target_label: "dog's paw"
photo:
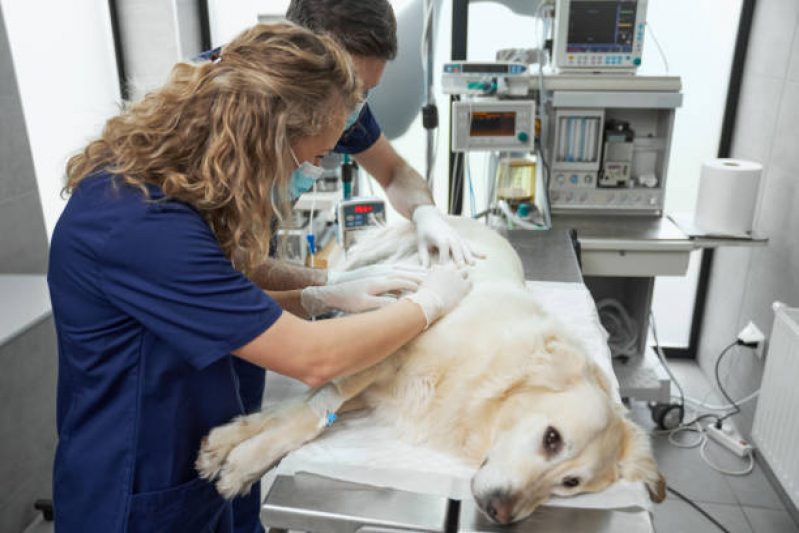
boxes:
[214,435,277,498]
[196,413,266,481]
[212,401,323,498]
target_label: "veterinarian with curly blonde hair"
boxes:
[47,23,471,533]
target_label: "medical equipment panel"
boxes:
[552,109,605,173]
[336,197,386,250]
[442,61,530,96]
[553,0,648,73]
[546,86,680,215]
[452,101,536,152]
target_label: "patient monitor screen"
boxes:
[470,112,516,137]
[567,1,638,53]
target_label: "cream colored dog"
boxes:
[196,218,665,524]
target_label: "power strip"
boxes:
[706,424,754,457]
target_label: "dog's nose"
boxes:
[486,499,513,524]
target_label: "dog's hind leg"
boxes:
[198,361,395,498]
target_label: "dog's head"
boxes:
[470,331,665,524]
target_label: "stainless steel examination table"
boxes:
[260,229,655,533]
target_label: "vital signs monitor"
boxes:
[553,0,648,73]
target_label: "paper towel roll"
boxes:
[694,158,762,236]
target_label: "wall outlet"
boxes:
[755,338,766,359]
[738,321,766,359]
[706,424,754,457]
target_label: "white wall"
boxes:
[1,0,121,239]
[208,0,289,46]
[640,0,742,346]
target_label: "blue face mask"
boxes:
[289,148,325,201]
[345,100,366,130]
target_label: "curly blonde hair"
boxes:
[65,22,360,274]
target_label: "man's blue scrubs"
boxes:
[48,173,282,532]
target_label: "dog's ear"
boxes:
[523,333,586,391]
[618,417,666,503]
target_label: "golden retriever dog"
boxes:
[196,218,665,524]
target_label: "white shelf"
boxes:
[0,275,52,347]
[613,346,671,403]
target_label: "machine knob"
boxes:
[556,174,566,185]
[517,132,529,142]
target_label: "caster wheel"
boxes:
[651,402,684,430]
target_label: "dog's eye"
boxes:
[543,426,562,454]
[563,477,580,488]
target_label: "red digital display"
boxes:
[354,205,374,213]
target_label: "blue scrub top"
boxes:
[333,102,382,155]
[48,172,282,532]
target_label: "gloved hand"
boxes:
[301,273,422,317]
[326,264,427,285]
[412,205,485,268]
[402,264,472,328]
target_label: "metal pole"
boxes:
[425,0,436,190]
[448,0,469,214]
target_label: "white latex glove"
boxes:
[301,275,421,317]
[403,264,472,328]
[412,205,485,268]
[326,264,427,285]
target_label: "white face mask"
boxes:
[289,148,325,201]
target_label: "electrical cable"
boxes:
[650,311,685,408]
[645,21,670,74]
[466,153,476,218]
[647,337,757,477]
[535,139,552,229]
[671,390,760,412]
[420,0,436,67]
[429,115,439,193]
[699,434,756,476]
[714,341,742,424]
[597,299,639,359]
[666,486,732,533]
[535,2,554,155]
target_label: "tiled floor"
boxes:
[628,360,799,533]
[25,362,798,533]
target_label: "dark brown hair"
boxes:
[286,0,398,60]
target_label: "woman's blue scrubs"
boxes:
[48,173,282,532]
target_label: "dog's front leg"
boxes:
[199,362,394,498]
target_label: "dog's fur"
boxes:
[196,218,665,524]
